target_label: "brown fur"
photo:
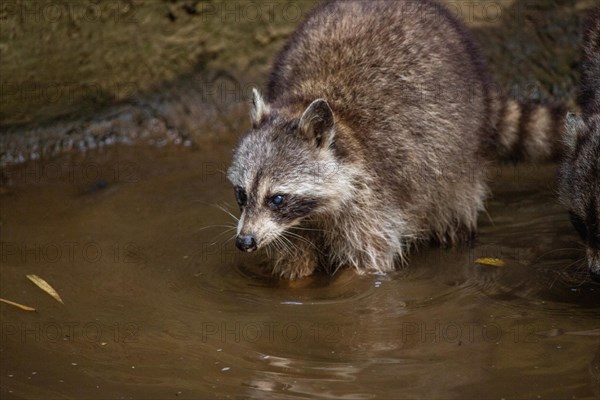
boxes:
[228,0,570,279]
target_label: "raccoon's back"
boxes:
[580,6,600,116]
[266,0,491,140]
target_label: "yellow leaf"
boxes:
[0,297,36,311]
[475,258,505,267]
[26,274,64,304]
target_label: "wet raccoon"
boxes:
[228,0,567,279]
[558,7,600,279]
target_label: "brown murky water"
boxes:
[1,142,599,399]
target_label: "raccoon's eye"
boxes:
[234,186,247,208]
[269,194,285,207]
[569,211,588,240]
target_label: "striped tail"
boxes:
[490,95,568,162]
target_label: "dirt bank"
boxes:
[0,0,597,167]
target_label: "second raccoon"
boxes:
[559,7,600,279]
[227,0,566,279]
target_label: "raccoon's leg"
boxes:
[328,217,402,275]
[271,232,320,279]
[353,243,399,275]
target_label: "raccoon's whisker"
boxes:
[194,224,237,233]
[265,242,274,258]
[212,235,235,247]
[282,230,312,244]
[224,234,237,244]
[571,242,588,250]
[283,236,298,255]
[571,260,590,282]
[534,247,584,263]
[273,238,289,256]
[213,203,240,222]
[481,208,495,227]
[564,257,587,270]
[267,236,282,253]
[192,200,240,223]
[549,256,587,289]
[209,226,237,235]
[283,231,324,255]
[190,199,231,209]
[276,236,294,255]
[279,234,301,255]
[289,226,326,233]
[549,274,559,290]
[332,262,344,276]
[209,228,238,246]
[271,237,284,254]
[273,240,286,256]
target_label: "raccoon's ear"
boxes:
[299,99,334,148]
[564,112,585,151]
[250,88,269,128]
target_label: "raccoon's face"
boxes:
[559,113,600,279]
[227,90,347,252]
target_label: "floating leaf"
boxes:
[26,274,64,304]
[475,258,505,267]
[0,297,36,311]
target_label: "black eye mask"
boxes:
[569,211,588,241]
[234,186,247,209]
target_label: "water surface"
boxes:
[1,143,599,399]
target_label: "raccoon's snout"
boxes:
[591,269,600,283]
[589,250,600,282]
[236,234,257,252]
[587,247,600,282]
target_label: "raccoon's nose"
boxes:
[236,234,257,252]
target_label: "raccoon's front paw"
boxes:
[273,251,317,280]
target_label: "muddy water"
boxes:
[1,143,599,399]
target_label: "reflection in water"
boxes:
[0,146,599,399]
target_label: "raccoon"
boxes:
[228,0,567,279]
[558,7,600,280]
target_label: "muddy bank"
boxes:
[1,0,314,125]
[0,0,597,167]
[1,0,320,166]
